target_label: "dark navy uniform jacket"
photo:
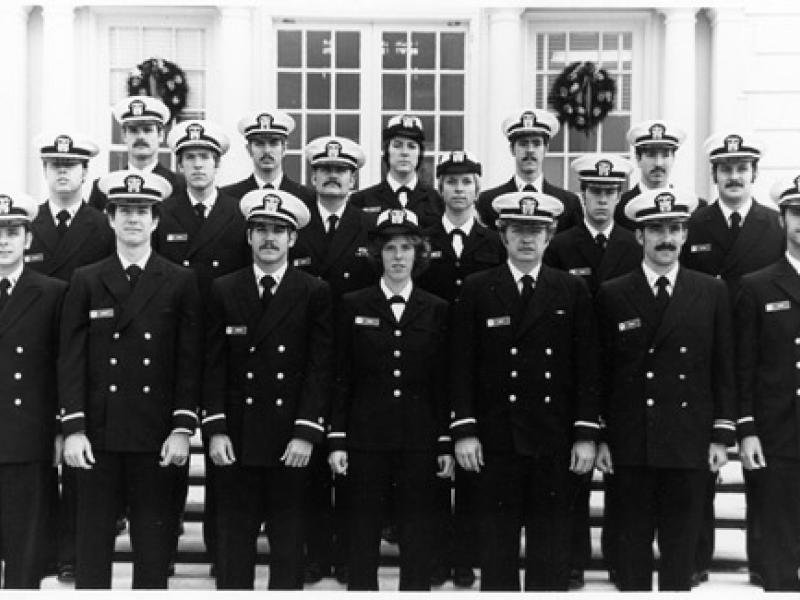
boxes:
[350,180,444,229]
[221,173,316,205]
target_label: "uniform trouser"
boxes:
[0,462,50,588]
[611,466,706,591]
[331,473,350,571]
[569,471,592,573]
[57,466,78,567]
[756,457,800,591]
[694,471,717,573]
[346,450,437,591]
[213,461,307,590]
[431,465,478,573]
[476,452,577,591]
[75,451,180,589]
[303,447,333,571]
[743,468,765,579]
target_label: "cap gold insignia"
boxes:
[389,209,406,225]
[649,123,665,140]
[0,196,11,215]
[725,134,742,153]
[520,196,538,216]
[125,174,144,194]
[521,111,536,129]
[55,135,73,154]
[257,113,273,129]
[596,160,612,177]
[452,151,465,163]
[261,193,282,212]
[326,141,341,158]
[130,99,145,117]
[655,192,675,213]
[401,116,417,129]
[187,123,204,141]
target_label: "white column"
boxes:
[660,8,698,192]
[485,8,524,183]
[0,4,31,192]
[41,2,77,131]
[216,5,254,185]
[708,6,747,133]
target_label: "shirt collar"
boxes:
[387,173,418,193]
[188,187,218,213]
[253,170,284,190]
[380,277,413,302]
[1,263,24,292]
[48,200,82,223]
[641,260,679,292]
[442,214,475,236]
[786,252,800,276]
[507,259,541,285]
[253,261,288,291]
[118,250,151,272]
[717,196,752,223]
[515,174,543,192]
[317,200,346,222]
[584,219,613,239]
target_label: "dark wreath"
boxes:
[548,61,616,134]
[127,58,188,123]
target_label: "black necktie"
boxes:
[126,265,142,289]
[595,233,607,251]
[520,274,535,305]
[260,275,275,311]
[263,183,275,190]
[397,186,411,206]
[0,278,10,313]
[325,214,339,249]
[730,211,741,241]
[194,202,207,220]
[655,276,670,318]
[523,184,537,192]
[56,210,70,237]
[388,295,405,306]
[450,229,466,256]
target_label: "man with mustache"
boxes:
[734,176,800,591]
[88,96,184,211]
[681,131,784,588]
[290,136,374,585]
[201,189,332,589]
[595,188,736,591]
[349,115,444,229]
[476,109,582,233]
[29,132,115,583]
[222,110,315,204]
[543,153,641,589]
[450,190,600,591]
[60,170,202,589]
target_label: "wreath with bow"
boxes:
[548,61,616,134]
[126,58,188,122]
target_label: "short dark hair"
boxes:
[106,203,161,219]
[634,146,676,160]
[381,137,425,170]
[177,148,221,167]
[368,232,430,278]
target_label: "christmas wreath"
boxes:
[127,58,188,122]
[548,61,616,134]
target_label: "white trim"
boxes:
[201,413,225,425]
[295,418,325,432]
[173,409,199,422]
[61,411,85,423]
[574,420,601,429]
[327,431,346,438]
[449,417,476,429]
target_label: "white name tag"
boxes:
[355,247,370,257]
[429,250,443,259]
[691,244,712,253]
[293,257,312,267]
[765,300,791,313]
[167,233,189,242]
[90,308,114,320]
[362,206,381,213]
[354,316,380,327]
[487,316,511,328]
[225,325,248,335]
[24,253,44,263]
[569,267,592,276]
[618,318,642,331]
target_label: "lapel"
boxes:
[364,285,399,326]
[460,222,489,259]
[572,224,604,271]
[188,191,235,256]
[379,181,402,210]
[302,206,330,265]
[31,203,60,253]
[242,174,259,193]
[252,267,305,346]
[651,268,700,348]
[321,204,362,273]
[98,256,134,328]
[0,269,43,339]
[621,266,661,333]
[48,204,100,273]
[598,225,630,280]
[398,286,427,327]
[490,265,520,321]
[772,258,800,306]
[233,267,263,332]
[114,254,167,333]
[720,202,773,274]
[429,221,457,260]
[168,193,202,239]
[405,183,429,211]
[514,265,558,340]
[701,202,734,255]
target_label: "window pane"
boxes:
[111,115,123,145]
[569,128,598,152]
[603,33,619,50]
[307,113,331,141]
[110,151,128,171]
[621,74,631,110]
[569,32,599,52]
[284,154,302,183]
[536,34,544,70]
[536,74,547,109]
[307,31,332,68]
[439,116,463,150]
[336,73,360,109]
[411,32,436,70]
[440,74,464,111]
[277,72,302,109]
[184,71,205,110]
[543,157,565,188]
[110,27,139,67]
[419,156,435,186]
[335,114,360,142]
[110,69,130,103]
[410,74,435,110]
[382,32,406,70]
[440,32,464,69]
[548,125,565,152]
[287,112,302,149]
[566,164,581,191]
[601,115,630,151]
[156,152,172,170]
[548,33,566,69]
[142,28,171,59]
[277,31,302,68]
[420,115,436,148]
[307,73,331,109]
[176,29,205,67]
[382,74,406,110]
[336,31,360,68]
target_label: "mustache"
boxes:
[259,242,280,251]
[725,181,744,188]
[133,141,150,147]
[649,167,665,174]
[655,243,677,251]
[522,153,538,160]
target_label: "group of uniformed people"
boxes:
[2,94,800,592]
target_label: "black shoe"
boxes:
[115,517,127,536]
[453,566,476,588]
[430,564,450,586]
[381,525,398,545]
[749,572,764,588]
[304,562,329,584]
[333,565,349,585]
[568,569,585,590]
[57,563,75,584]
[691,570,709,587]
